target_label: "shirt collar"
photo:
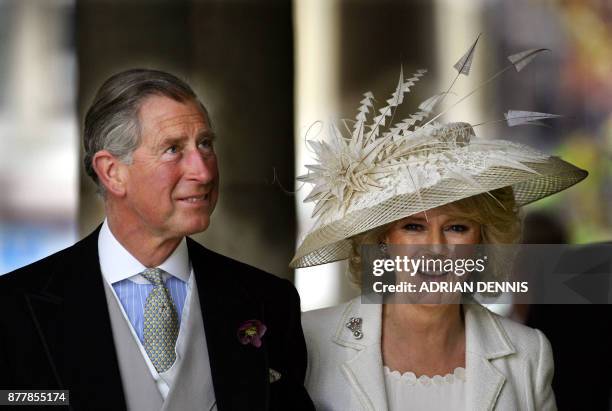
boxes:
[98,219,191,284]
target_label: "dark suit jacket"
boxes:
[0,226,314,411]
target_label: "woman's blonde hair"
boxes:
[347,186,521,286]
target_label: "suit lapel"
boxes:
[188,239,268,411]
[25,231,271,410]
[23,291,64,388]
[26,226,127,410]
[464,303,515,411]
[335,299,388,411]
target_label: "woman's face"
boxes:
[383,205,481,304]
[385,205,481,246]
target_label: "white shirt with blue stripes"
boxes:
[98,219,191,399]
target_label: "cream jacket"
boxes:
[303,298,556,411]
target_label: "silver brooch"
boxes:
[346,317,363,339]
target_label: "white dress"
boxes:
[383,366,466,411]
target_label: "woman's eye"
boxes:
[403,223,424,231]
[448,225,468,233]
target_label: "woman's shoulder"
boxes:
[467,304,552,362]
[302,296,382,349]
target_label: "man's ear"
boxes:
[92,150,127,196]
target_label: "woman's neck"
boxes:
[382,303,465,377]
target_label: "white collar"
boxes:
[98,219,191,285]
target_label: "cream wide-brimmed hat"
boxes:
[290,42,587,268]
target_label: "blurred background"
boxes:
[0,0,610,408]
[0,0,610,302]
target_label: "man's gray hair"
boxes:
[83,68,209,195]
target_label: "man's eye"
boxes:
[198,139,213,150]
[165,145,179,154]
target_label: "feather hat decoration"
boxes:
[291,36,588,268]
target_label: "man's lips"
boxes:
[176,193,211,204]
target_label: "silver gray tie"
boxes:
[141,267,179,373]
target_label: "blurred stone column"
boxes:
[189,0,295,280]
[294,0,438,309]
[0,0,78,274]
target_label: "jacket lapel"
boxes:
[26,226,127,410]
[188,239,268,411]
[464,303,515,411]
[333,299,515,411]
[334,299,388,411]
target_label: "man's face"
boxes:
[120,95,219,240]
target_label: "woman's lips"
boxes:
[415,269,452,281]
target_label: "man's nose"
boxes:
[184,149,217,183]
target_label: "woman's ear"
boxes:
[378,241,388,256]
[92,150,127,197]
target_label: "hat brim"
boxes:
[290,157,587,268]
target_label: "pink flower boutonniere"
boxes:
[237,319,267,348]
